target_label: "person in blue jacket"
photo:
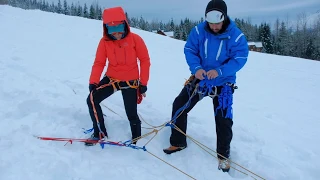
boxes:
[163,0,249,172]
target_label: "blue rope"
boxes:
[122,139,147,151]
[166,84,194,126]
[215,85,233,119]
[83,122,108,148]
[83,127,94,134]
[198,77,216,95]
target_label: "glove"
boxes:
[137,85,147,104]
[89,84,98,92]
[139,85,147,94]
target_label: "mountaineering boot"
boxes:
[163,145,187,154]
[130,122,141,144]
[218,158,231,172]
[84,132,107,146]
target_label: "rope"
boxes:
[172,124,265,180]
[146,151,197,180]
[90,78,265,180]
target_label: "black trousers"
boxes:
[86,76,141,140]
[170,84,233,159]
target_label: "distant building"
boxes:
[248,42,263,52]
[152,30,174,38]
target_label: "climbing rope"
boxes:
[100,80,266,180]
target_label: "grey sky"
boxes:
[52,0,320,25]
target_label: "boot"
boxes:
[218,158,230,172]
[130,122,141,144]
[84,132,107,146]
[163,145,187,154]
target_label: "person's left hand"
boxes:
[206,70,219,79]
[139,85,147,97]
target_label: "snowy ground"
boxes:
[1,5,320,180]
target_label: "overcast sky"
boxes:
[51,0,320,25]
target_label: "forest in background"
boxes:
[4,0,320,60]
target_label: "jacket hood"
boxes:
[102,7,131,40]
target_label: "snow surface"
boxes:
[1,5,320,180]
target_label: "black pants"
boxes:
[169,84,233,159]
[86,76,141,140]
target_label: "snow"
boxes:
[307,11,320,27]
[164,31,174,37]
[1,5,320,180]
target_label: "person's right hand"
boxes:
[195,69,206,80]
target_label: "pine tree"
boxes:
[170,18,175,32]
[260,23,273,54]
[139,16,146,30]
[63,0,69,15]
[181,31,187,41]
[9,0,17,7]
[278,21,289,56]
[96,5,102,20]
[49,2,55,12]
[174,26,180,39]
[77,4,82,17]
[0,0,8,5]
[56,0,62,14]
[89,4,95,19]
[70,3,75,16]
[305,37,316,60]
[83,3,88,18]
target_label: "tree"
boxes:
[56,0,62,14]
[83,3,88,18]
[63,0,69,15]
[89,4,95,19]
[138,16,147,30]
[170,18,175,31]
[0,0,8,5]
[174,26,181,39]
[278,21,289,56]
[96,6,102,20]
[77,4,82,17]
[305,37,316,60]
[260,23,273,54]
[70,3,76,16]
[273,18,281,54]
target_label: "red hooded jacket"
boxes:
[89,7,151,86]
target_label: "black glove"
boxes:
[89,84,98,92]
[139,85,147,94]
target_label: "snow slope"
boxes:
[1,5,320,180]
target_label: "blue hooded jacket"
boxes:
[184,17,249,86]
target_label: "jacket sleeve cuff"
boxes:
[215,68,223,77]
[192,66,203,74]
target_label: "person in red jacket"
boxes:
[85,6,151,146]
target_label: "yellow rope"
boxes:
[172,124,265,180]
[146,150,197,180]
[100,83,266,180]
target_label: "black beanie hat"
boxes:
[205,0,227,18]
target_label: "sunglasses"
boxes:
[106,23,125,35]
